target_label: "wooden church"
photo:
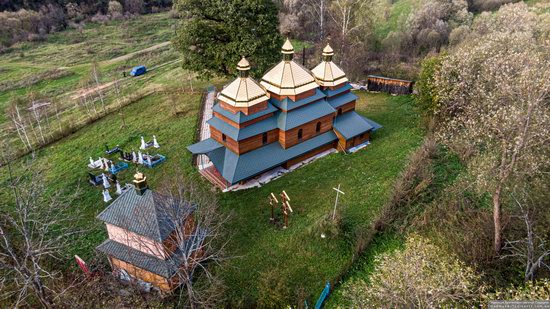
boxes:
[188,40,381,188]
[96,171,204,292]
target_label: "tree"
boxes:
[173,0,282,79]
[343,235,481,307]
[0,162,82,308]
[501,191,550,282]
[415,54,443,115]
[434,3,550,254]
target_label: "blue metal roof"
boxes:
[212,102,278,124]
[322,83,353,97]
[207,116,278,141]
[277,100,336,131]
[269,89,326,111]
[333,111,377,139]
[187,138,223,154]
[327,91,358,109]
[206,131,338,184]
[363,117,382,131]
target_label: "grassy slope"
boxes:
[220,93,423,305]
[0,90,424,305]
[0,12,175,122]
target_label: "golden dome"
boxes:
[218,57,269,108]
[134,170,145,181]
[237,57,250,71]
[281,38,294,54]
[260,40,318,96]
[312,44,348,87]
[322,43,334,56]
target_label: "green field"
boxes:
[0,11,427,306]
[0,89,424,305]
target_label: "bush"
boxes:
[343,235,482,307]
[108,1,124,18]
[481,279,550,305]
[414,54,443,116]
[124,0,144,14]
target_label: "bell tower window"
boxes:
[262,132,268,145]
[298,129,303,141]
[316,121,321,133]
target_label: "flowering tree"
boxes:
[434,3,550,254]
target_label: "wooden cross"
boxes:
[332,184,345,220]
[268,193,278,223]
[280,190,293,229]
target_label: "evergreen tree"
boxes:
[173,0,282,79]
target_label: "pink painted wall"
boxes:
[106,224,166,259]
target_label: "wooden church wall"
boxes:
[211,126,279,155]
[110,257,172,291]
[279,114,334,149]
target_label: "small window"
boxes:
[337,108,343,115]
[222,134,226,142]
[359,133,364,139]
[262,132,268,145]
[298,129,303,141]
[316,121,321,133]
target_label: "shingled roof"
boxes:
[97,185,195,242]
[311,44,349,87]
[96,228,207,278]
[260,39,319,96]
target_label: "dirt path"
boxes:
[103,41,171,65]
[70,81,117,100]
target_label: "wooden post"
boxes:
[268,193,278,223]
[280,191,292,229]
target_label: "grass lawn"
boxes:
[0,12,176,122]
[0,88,424,305]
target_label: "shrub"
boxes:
[108,1,124,18]
[343,235,482,307]
[414,54,443,116]
[481,279,550,305]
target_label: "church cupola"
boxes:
[311,43,348,87]
[281,38,294,61]
[133,170,148,195]
[322,43,334,62]
[237,56,251,78]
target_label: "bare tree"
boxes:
[327,0,372,72]
[502,193,550,282]
[106,174,230,308]
[5,99,33,152]
[89,61,107,115]
[0,160,82,308]
[112,77,126,128]
[305,0,328,41]
[163,176,230,309]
